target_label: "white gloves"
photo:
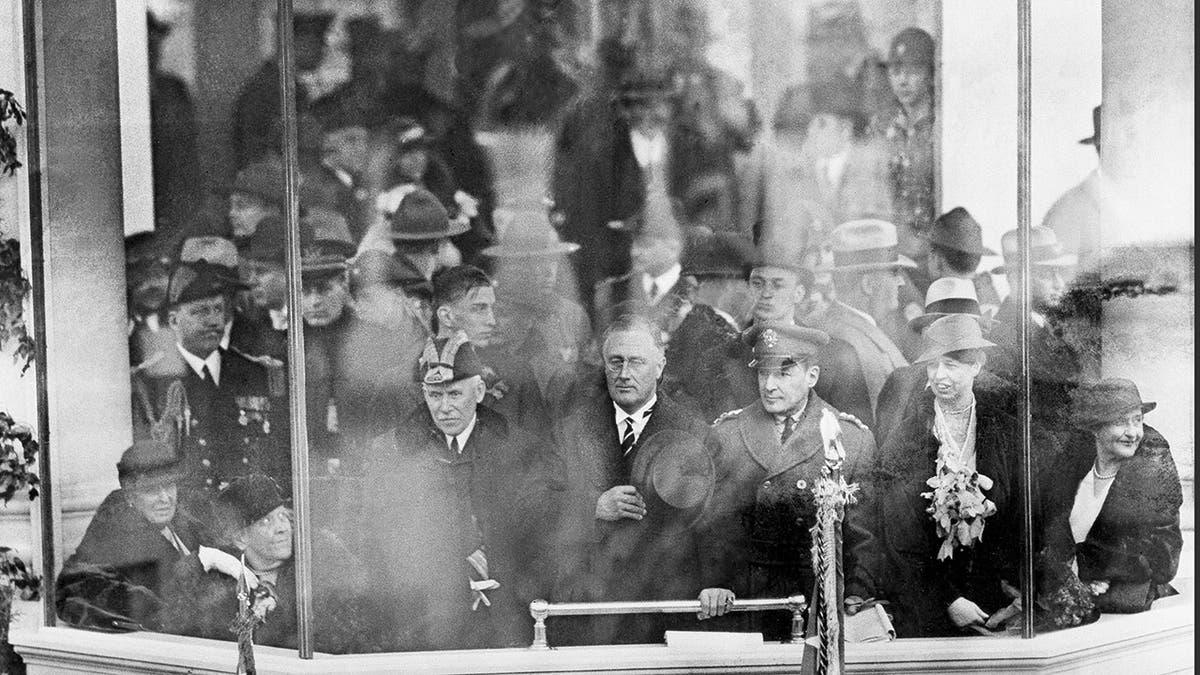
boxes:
[198,546,258,590]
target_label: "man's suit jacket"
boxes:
[131,346,287,492]
[592,271,690,334]
[548,386,710,644]
[302,161,372,244]
[805,301,908,430]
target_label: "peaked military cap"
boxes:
[743,321,830,369]
[167,260,248,307]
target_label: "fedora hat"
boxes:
[482,209,580,258]
[821,219,919,272]
[387,187,468,241]
[992,226,1078,273]
[1070,378,1156,429]
[630,429,714,530]
[179,235,240,275]
[914,314,996,364]
[1079,105,1101,146]
[925,207,995,257]
[116,439,182,490]
[908,277,986,332]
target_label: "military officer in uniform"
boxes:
[696,323,879,640]
[131,260,288,493]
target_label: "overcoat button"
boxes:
[201,459,211,467]
[763,480,771,489]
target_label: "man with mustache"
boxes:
[131,260,288,493]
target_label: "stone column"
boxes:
[37,0,135,558]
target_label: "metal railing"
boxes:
[528,595,807,650]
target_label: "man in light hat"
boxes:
[362,335,547,649]
[696,322,879,640]
[1041,104,1108,265]
[987,226,1086,441]
[805,219,913,429]
[232,12,332,167]
[131,261,288,493]
[56,439,213,631]
[548,313,710,645]
[371,186,469,316]
[871,26,937,265]
[482,210,593,413]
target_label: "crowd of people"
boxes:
[57,6,1182,655]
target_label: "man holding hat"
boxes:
[548,313,710,645]
[871,26,937,265]
[232,12,332,167]
[362,334,548,649]
[131,260,288,493]
[56,440,212,631]
[805,218,913,429]
[696,322,879,641]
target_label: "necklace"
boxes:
[1092,463,1119,480]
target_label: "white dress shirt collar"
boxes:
[642,263,682,303]
[176,343,221,385]
[613,393,658,444]
[445,413,479,454]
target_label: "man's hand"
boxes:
[698,588,735,620]
[947,596,988,628]
[844,595,866,616]
[596,485,646,521]
[197,546,258,589]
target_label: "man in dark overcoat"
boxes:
[549,313,710,645]
[56,440,212,631]
[361,335,553,650]
[696,323,879,641]
[131,261,288,493]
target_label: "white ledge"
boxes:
[10,596,1193,674]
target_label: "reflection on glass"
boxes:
[41,0,1191,663]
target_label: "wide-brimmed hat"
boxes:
[682,232,756,279]
[743,321,830,369]
[167,260,248,307]
[992,226,1078,273]
[388,187,467,241]
[418,332,485,385]
[914,314,996,364]
[1079,105,1101,146]
[908,277,985,332]
[218,474,289,529]
[482,209,580,258]
[886,27,935,68]
[925,207,995,257]
[821,219,919,272]
[1070,378,1156,429]
[629,429,714,529]
[116,439,182,490]
[300,207,356,277]
[180,236,239,271]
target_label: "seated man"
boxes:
[696,323,879,641]
[57,440,212,632]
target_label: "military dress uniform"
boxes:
[697,324,880,642]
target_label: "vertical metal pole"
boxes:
[21,0,56,628]
[1017,0,1036,640]
[276,0,314,658]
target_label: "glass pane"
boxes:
[51,0,295,648]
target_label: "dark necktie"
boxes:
[620,418,636,455]
[449,436,461,455]
[780,416,797,445]
[200,363,217,389]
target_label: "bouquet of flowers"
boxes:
[921,452,996,560]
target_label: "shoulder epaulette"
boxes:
[712,408,744,426]
[832,408,870,432]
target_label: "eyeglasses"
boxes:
[605,356,650,373]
